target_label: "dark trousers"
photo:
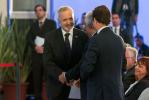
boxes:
[47,85,70,100]
[32,54,44,100]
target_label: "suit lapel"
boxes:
[72,28,79,53]
[57,28,66,56]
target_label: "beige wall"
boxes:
[0,0,7,26]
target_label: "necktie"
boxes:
[64,33,71,63]
[39,22,43,28]
[114,27,117,34]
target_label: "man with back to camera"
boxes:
[27,4,56,100]
[79,5,125,100]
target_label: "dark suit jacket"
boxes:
[119,27,131,44]
[43,28,88,98]
[111,26,131,45]
[125,76,149,100]
[139,43,149,56]
[80,27,125,100]
[27,18,56,59]
[123,66,136,92]
[65,39,90,100]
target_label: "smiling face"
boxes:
[58,9,74,32]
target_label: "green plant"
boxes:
[0,17,31,83]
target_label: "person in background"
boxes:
[111,12,131,45]
[123,47,138,92]
[43,6,88,100]
[112,0,139,46]
[84,12,96,38]
[27,4,56,100]
[125,56,149,100]
[75,12,86,30]
[135,34,149,58]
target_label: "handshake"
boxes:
[58,72,80,87]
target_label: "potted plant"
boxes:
[0,18,31,100]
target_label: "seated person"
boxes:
[125,56,149,100]
[123,47,138,91]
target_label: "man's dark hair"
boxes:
[92,5,111,25]
[112,12,120,18]
[34,4,46,12]
[135,34,144,40]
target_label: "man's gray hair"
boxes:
[84,12,93,28]
[57,6,74,19]
[126,47,138,61]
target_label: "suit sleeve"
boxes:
[49,20,57,31]
[27,25,36,49]
[43,34,63,81]
[65,60,81,81]
[80,37,99,80]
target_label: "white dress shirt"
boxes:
[112,25,120,36]
[62,27,74,48]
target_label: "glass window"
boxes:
[13,0,46,11]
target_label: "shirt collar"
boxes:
[115,25,120,29]
[62,27,74,37]
[97,26,109,34]
[38,17,46,23]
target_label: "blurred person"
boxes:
[75,12,86,30]
[84,12,96,38]
[112,12,131,45]
[135,34,149,58]
[27,4,56,100]
[123,47,138,91]
[112,0,139,46]
[43,6,88,100]
[125,56,149,100]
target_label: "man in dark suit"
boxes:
[43,6,88,100]
[27,4,56,100]
[112,12,131,45]
[135,35,149,57]
[78,5,125,100]
[58,12,96,100]
[112,0,139,46]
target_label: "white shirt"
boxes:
[38,17,46,23]
[125,81,139,95]
[97,26,109,34]
[38,17,46,28]
[112,25,120,36]
[62,27,74,48]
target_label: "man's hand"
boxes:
[58,72,74,86]
[74,79,80,88]
[59,72,66,84]
[35,46,44,54]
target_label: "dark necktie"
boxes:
[64,33,71,63]
[114,27,117,34]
